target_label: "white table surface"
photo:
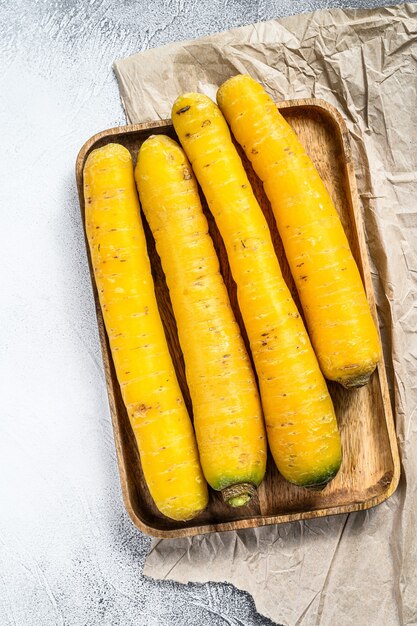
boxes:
[1,1,393,624]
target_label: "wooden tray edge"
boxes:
[123,478,401,538]
[75,98,401,539]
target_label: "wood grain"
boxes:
[75,99,400,538]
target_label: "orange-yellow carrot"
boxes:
[172,95,341,488]
[83,143,208,520]
[135,135,266,506]
[217,74,381,388]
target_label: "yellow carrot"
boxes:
[172,94,341,488]
[135,135,266,506]
[217,74,381,388]
[83,143,208,520]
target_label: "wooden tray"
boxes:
[76,98,400,538]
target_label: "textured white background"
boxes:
[0,1,395,624]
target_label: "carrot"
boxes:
[217,74,382,388]
[83,143,208,521]
[135,135,266,506]
[172,95,341,488]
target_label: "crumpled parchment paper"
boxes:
[113,4,417,624]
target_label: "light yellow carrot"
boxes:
[217,74,381,388]
[135,135,266,506]
[172,95,341,488]
[83,143,208,520]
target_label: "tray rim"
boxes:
[76,97,401,539]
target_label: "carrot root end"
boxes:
[221,482,257,507]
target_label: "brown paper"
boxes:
[113,4,417,624]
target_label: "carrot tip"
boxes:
[339,369,375,389]
[221,483,257,507]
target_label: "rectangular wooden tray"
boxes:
[76,98,400,538]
